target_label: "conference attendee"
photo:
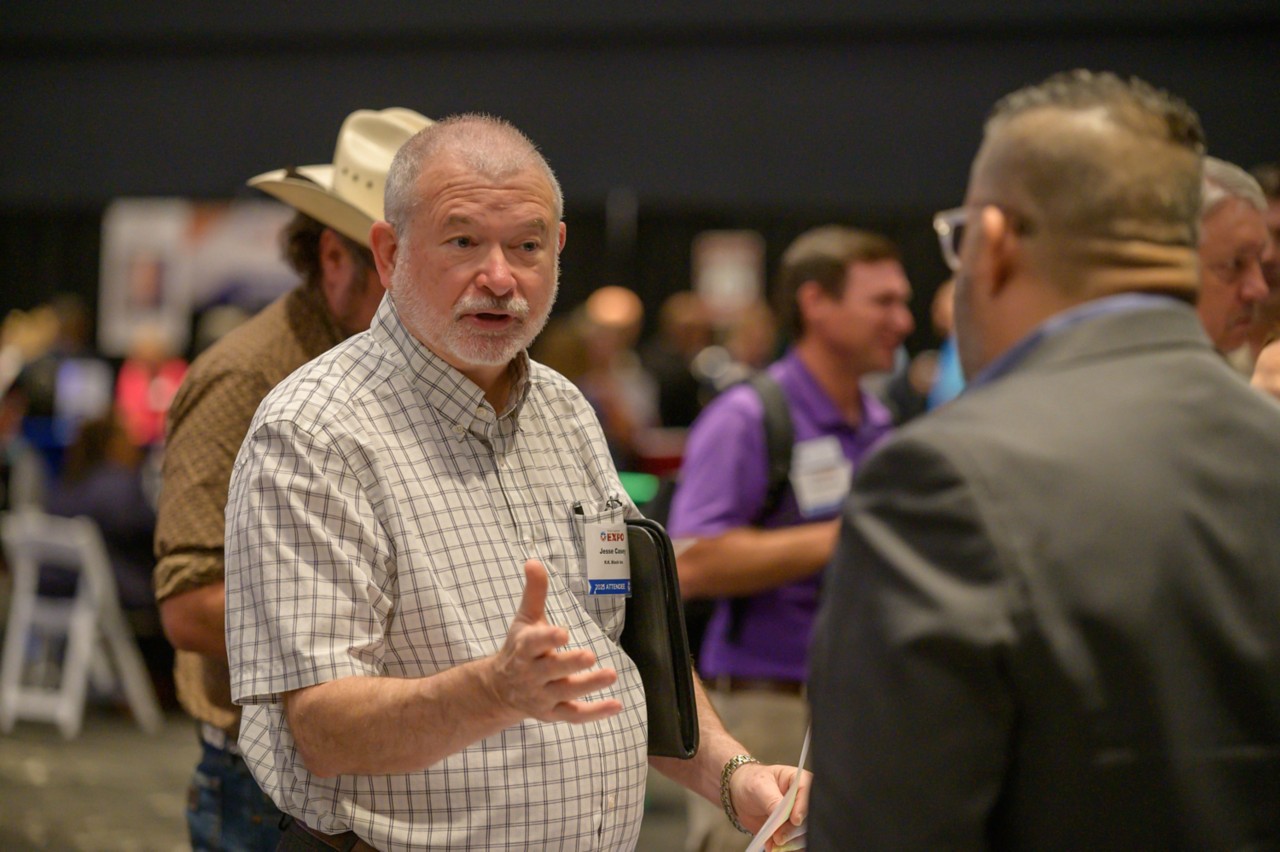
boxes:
[1195,156,1270,356]
[1248,162,1280,400]
[225,114,806,851]
[669,225,912,852]
[153,106,432,851]
[809,70,1280,849]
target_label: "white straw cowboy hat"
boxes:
[248,107,433,247]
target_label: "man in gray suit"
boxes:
[808,69,1280,850]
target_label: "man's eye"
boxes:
[451,237,473,248]
[520,241,540,252]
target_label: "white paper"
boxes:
[744,727,810,852]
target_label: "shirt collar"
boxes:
[775,349,893,433]
[371,296,531,441]
[969,293,1185,389]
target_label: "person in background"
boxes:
[1194,157,1270,358]
[44,411,170,700]
[1245,162,1280,391]
[808,69,1280,849]
[224,113,806,851]
[114,322,187,448]
[153,107,432,852]
[641,290,715,428]
[573,285,659,470]
[926,277,964,408]
[669,225,912,852]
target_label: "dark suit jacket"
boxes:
[808,303,1280,851]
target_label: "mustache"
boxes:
[453,294,531,320]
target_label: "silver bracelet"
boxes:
[719,753,760,834]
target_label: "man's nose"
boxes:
[1241,260,1269,306]
[477,246,516,294]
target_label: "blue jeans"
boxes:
[187,739,285,852]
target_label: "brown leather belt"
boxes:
[712,676,805,696]
[284,818,378,851]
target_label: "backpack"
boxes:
[641,370,793,526]
[641,371,794,655]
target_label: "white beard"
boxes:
[390,257,558,368]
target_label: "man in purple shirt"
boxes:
[669,225,914,851]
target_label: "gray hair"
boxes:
[1202,156,1267,218]
[383,114,564,236]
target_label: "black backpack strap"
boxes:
[744,371,794,521]
[726,371,794,644]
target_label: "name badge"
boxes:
[585,519,631,595]
[790,436,852,517]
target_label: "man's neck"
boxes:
[460,363,513,412]
[793,338,866,427]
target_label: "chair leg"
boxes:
[0,561,40,733]
[98,600,163,734]
[55,592,98,740]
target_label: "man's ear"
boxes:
[976,205,1020,297]
[369,221,398,291]
[557,221,567,253]
[794,279,828,328]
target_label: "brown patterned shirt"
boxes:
[154,281,347,732]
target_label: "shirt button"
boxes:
[453,425,465,435]
[607,794,616,809]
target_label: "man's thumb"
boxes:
[516,559,549,624]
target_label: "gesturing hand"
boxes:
[487,560,623,724]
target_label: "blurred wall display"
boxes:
[692,230,766,327]
[98,198,295,357]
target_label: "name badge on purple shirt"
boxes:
[790,436,852,517]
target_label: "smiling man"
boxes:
[223,114,805,852]
[669,225,913,852]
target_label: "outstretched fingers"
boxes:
[493,559,623,723]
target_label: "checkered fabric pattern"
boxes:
[154,282,346,732]
[226,297,649,851]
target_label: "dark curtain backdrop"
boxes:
[2,2,1276,352]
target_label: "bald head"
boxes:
[384,114,564,236]
[971,70,1204,292]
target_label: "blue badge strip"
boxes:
[588,579,631,595]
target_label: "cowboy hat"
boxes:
[248,107,433,247]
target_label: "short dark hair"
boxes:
[980,70,1204,249]
[773,225,900,339]
[280,212,374,286]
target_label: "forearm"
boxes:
[285,660,523,777]
[159,581,227,657]
[649,674,745,804]
[677,521,839,599]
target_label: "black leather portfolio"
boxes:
[620,518,700,759]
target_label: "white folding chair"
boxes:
[0,509,162,738]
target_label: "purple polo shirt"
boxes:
[668,350,893,681]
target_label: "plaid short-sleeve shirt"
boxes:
[226,298,648,851]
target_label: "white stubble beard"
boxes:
[390,250,559,368]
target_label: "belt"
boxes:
[712,676,805,697]
[283,818,378,851]
[199,722,240,756]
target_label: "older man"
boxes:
[809,70,1280,849]
[1195,156,1271,354]
[224,114,805,852]
[155,107,430,851]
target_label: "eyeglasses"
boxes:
[932,204,1036,272]
[932,207,968,272]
